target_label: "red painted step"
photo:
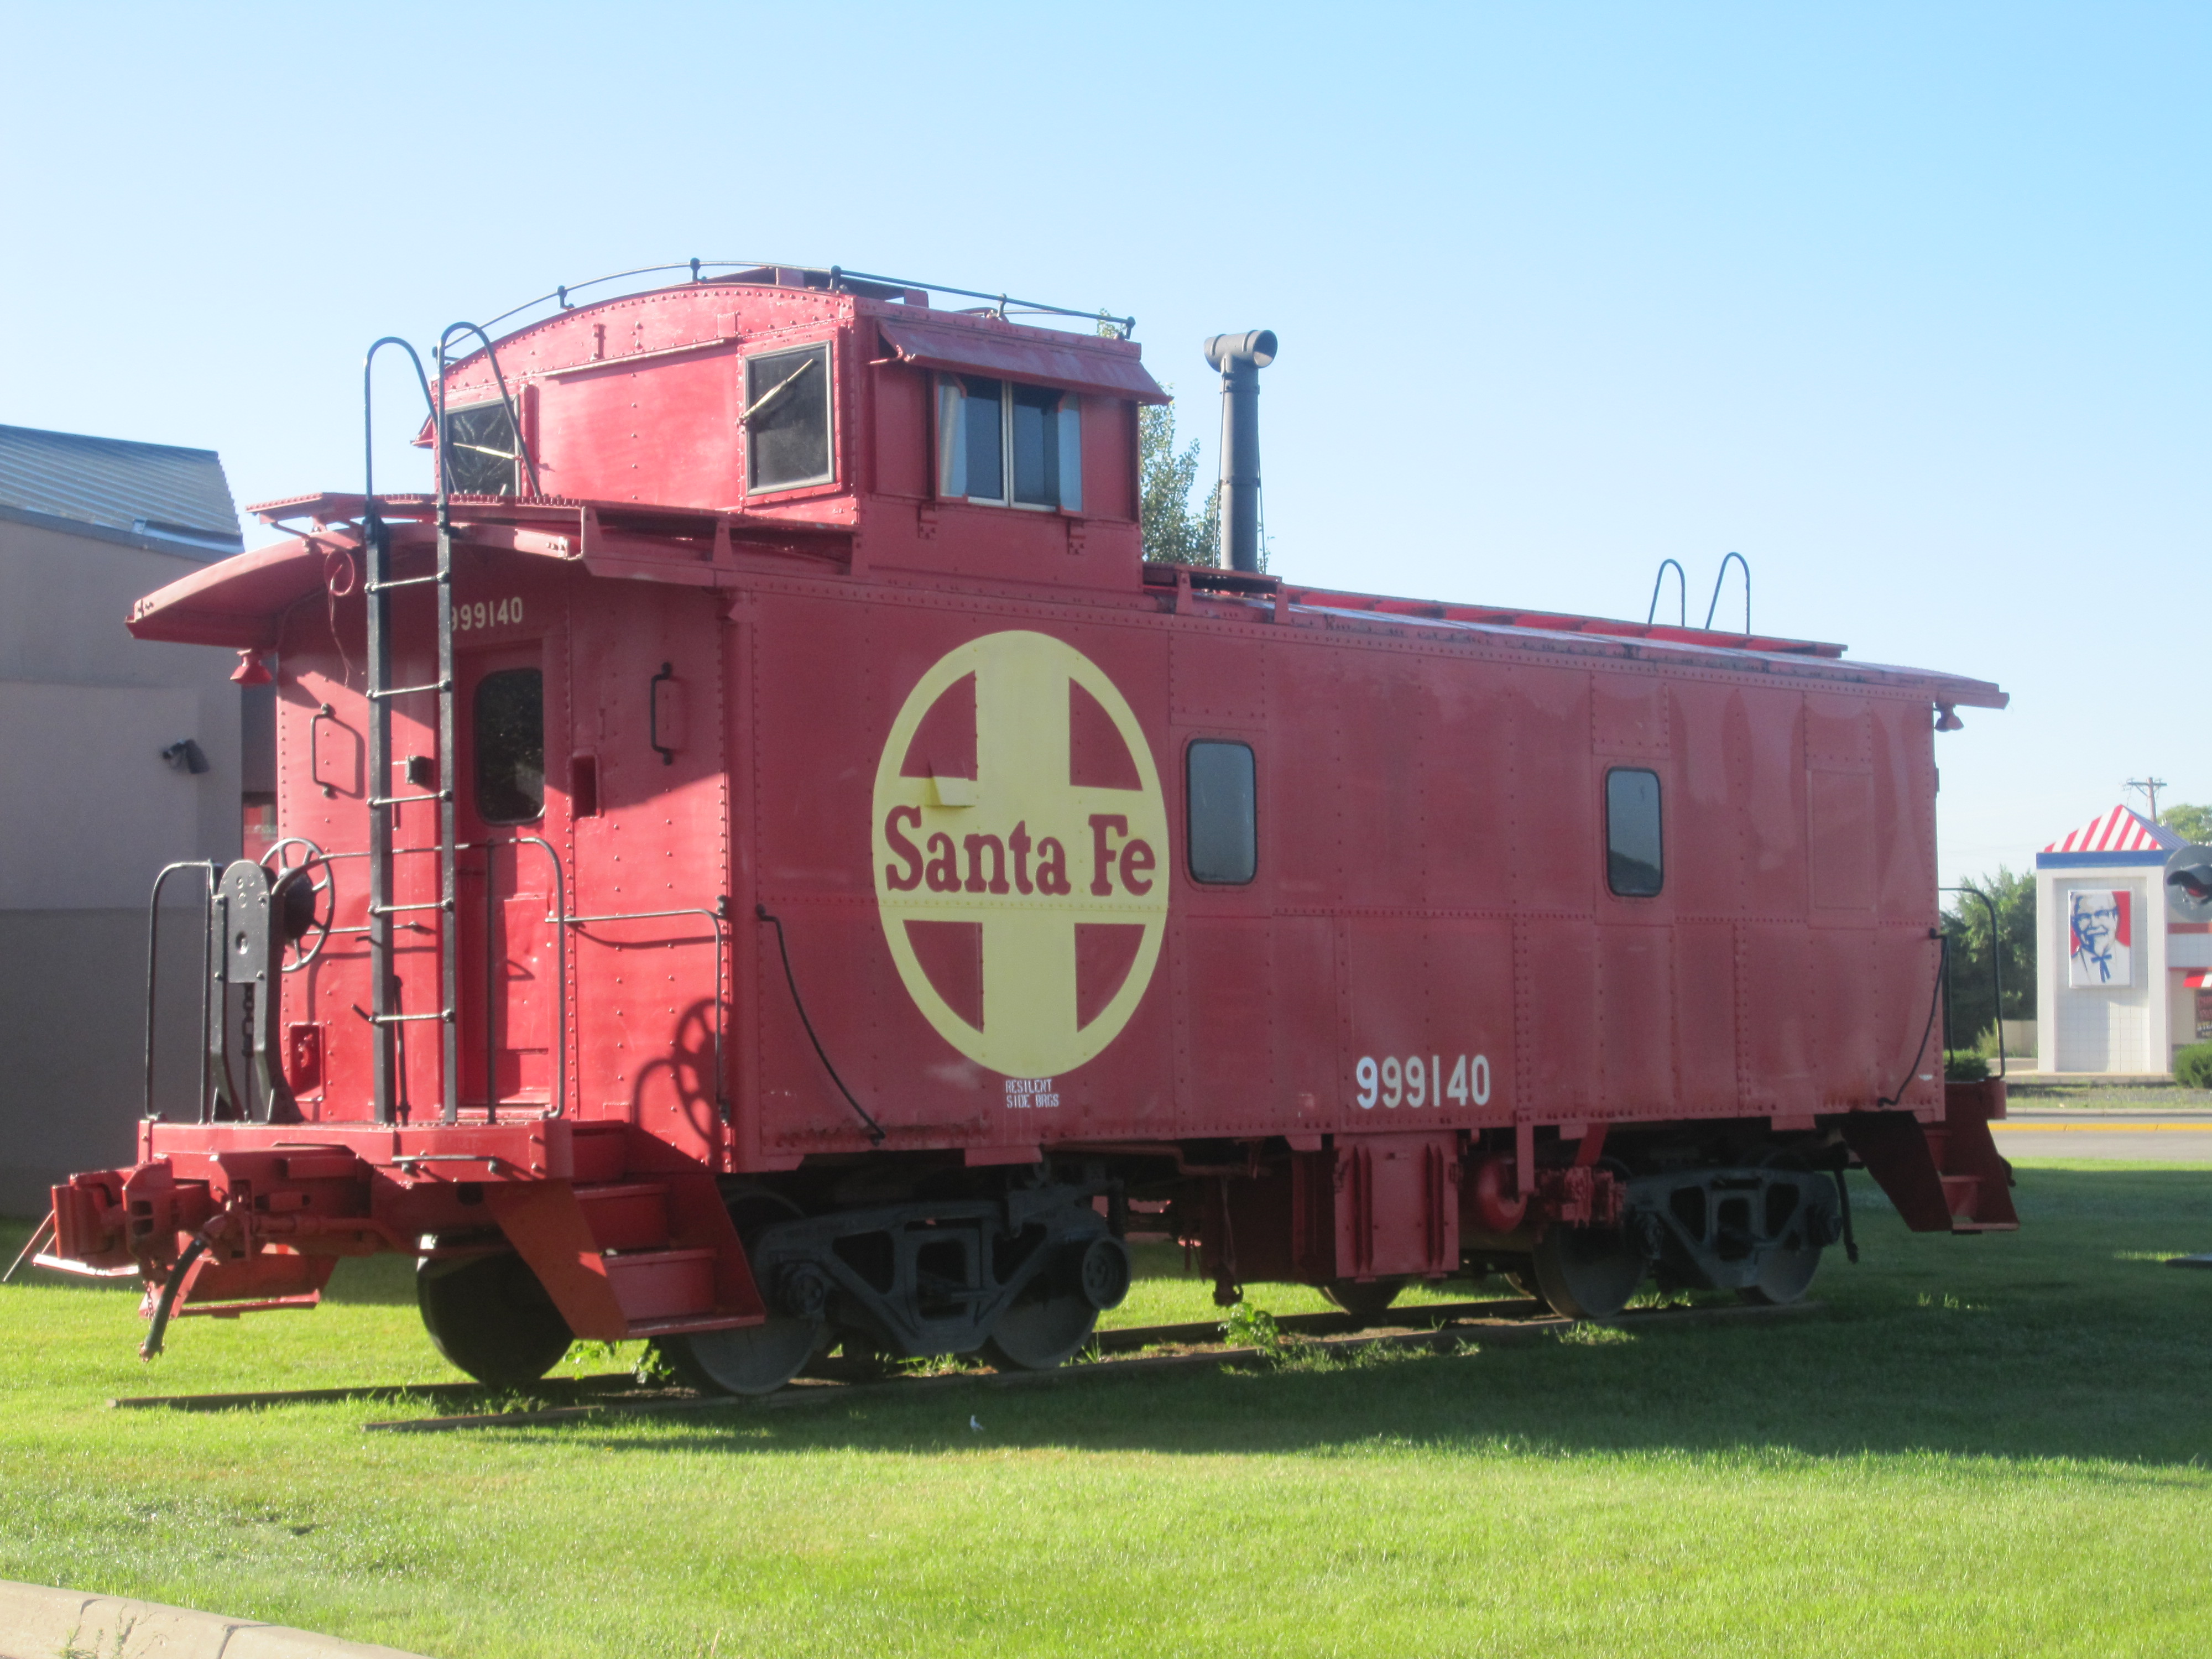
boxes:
[603,1247,717,1322]
[575,1182,672,1253]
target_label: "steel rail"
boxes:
[368,1298,1826,1432]
[105,1298,1825,1420]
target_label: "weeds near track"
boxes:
[1219,1300,1286,1359]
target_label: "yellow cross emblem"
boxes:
[873,631,1169,1078]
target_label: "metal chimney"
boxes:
[1204,330,1276,573]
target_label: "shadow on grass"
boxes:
[542,1166,2212,1473]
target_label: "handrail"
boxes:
[509,836,570,1119]
[563,901,727,1120]
[437,321,544,499]
[362,338,435,501]
[1939,884,2008,1079]
[362,337,437,1129]
[468,259,1136,340]
[144,860,218,1122]
[212,832,727,1123]
[1704,551,1751,634]
[1646,558,1686,627]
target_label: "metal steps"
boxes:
[576,1179,718,1324]
[492,1167,766,1339]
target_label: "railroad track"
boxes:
[108,1296,1824,1433]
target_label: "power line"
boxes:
[2126,776,2169,823]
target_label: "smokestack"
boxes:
[1204,330,1276,573]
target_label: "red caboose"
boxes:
[39,265,2013,1393]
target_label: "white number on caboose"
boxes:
[1355,1052,1490,1110]
[455,596,525,633]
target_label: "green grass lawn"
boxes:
[4,1161,2210,1658]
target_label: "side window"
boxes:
[443,400,520,497]
[940,375,1005,501]
[744,343,833,493]
[1187,740,1256,884]
[475,669,545,825]
[938,375,1081,510]
[1605,768,1662,896]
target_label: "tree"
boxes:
[1139,393,1218,567]
[2161,801,2212,845]
[1942,865,2035,1052]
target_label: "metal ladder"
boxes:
[361,329,540,1125]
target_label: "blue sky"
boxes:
[3,2,2204,880]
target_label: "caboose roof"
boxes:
[429,278,1168,406]
[121,493,2005,713]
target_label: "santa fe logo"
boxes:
[873,631,1168,1079]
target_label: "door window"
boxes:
[474,667,545,823]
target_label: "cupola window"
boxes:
[937,375,1082,512]
[442,401,521,497]
[744,343,834,493]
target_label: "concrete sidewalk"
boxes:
[0,1582,431,1659]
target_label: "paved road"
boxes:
[1992,1107,2212,1163]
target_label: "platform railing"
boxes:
[142,860,218,1123]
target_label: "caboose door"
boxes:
[455,635,570,1114]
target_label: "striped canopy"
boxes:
[2043,804,2183,855]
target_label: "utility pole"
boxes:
[2127,776,2168,823]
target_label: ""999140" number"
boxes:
[456,596,524,633]
[1355,1052,1490,1110]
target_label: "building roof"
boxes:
[2043,804,2182,855]
[0,423,242,557]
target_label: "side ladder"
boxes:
[362,504,460,1121]
[362,328,539,1125]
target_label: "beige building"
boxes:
[0,424,249,1214]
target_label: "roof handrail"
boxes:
[1705,551,1751,635]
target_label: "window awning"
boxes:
[875,319,1170,404]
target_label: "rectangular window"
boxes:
[475,668,545,825]
[1187,740,1257,884]
[1605,768,1663,896]
[937,374,1080,510]
[959,375,1006,500]
[443,401,520,497]
[744,342,833,493]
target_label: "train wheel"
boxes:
[1530,1226,1644,1322]
[1739,1241,1823,1306]
[653,1183,828,1396]
[658,1317,826,1397]
[984,1285,1098,1372]
[1321,1277,1407,1323]
[416,1249,573,1387]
